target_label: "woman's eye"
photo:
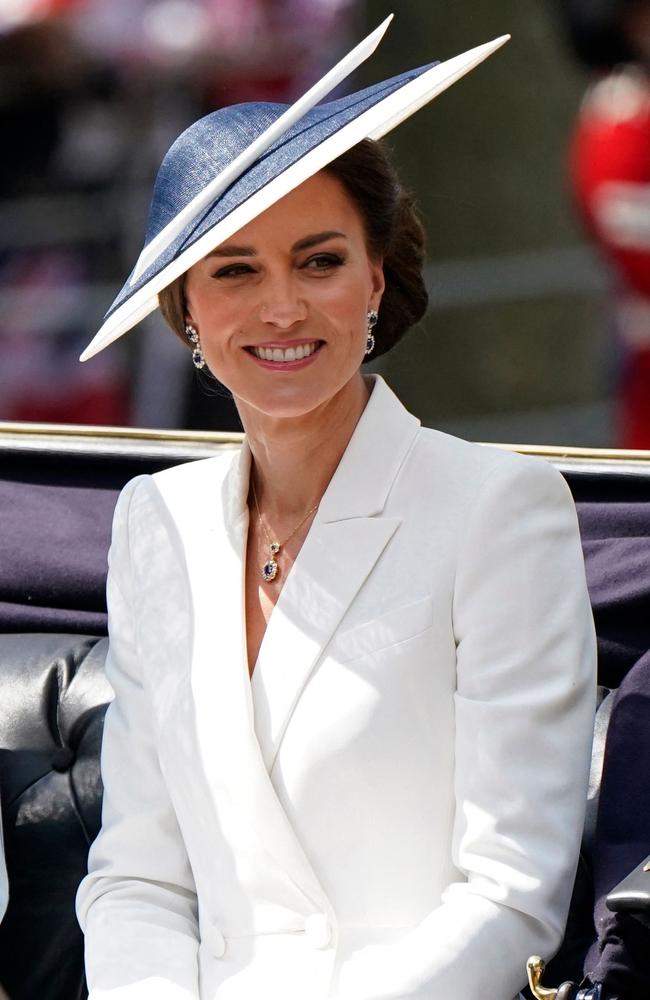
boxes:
[213,263,255,278]
[304,253,345,271]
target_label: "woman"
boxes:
[76,21,597,1000]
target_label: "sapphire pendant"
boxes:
[262,559,278,582]
[261,540,281,582]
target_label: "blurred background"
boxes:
[3,0,650,447]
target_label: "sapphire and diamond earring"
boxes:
[366,309,378,355]
[185,324,205,369]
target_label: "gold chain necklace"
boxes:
[251,478,319,583]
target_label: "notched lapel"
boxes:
[252,376,419,773]
[150,377,420,912]
[163,446,331,909]
[253,515,401,772]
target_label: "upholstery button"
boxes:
[51,746,75,772]
[204,923,226,958]
[304,913,331,949]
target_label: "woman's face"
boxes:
[183,170,385,421]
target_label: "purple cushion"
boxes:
[0,449,182,634]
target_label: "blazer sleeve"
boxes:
[343,455,597,1000]
[76,477,200,1000]
[444,456,596,994]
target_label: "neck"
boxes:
[237,374,372,523]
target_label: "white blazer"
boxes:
[76,375,597,1000]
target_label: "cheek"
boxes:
[186,274,234,326]
[193,297,243,348]
[314,275,370,329]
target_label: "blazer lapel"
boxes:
[252,375,420,772]
[171,444,330,908]
[154,375,420,908]
[252,516,400,772]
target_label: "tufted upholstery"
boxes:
[0,634,112,1000]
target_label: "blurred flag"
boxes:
[0,0,85,33]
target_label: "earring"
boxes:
[365,309,378,356]
[185,324,205,369]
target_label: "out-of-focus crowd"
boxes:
[559,0,650,447]
[7,1,650,446]
[0,0,357,430]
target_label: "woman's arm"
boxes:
[76,478,200,1000]
[340,455,597,999]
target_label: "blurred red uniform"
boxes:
[570,68,650,447]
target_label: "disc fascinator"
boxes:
[80,15,510,362]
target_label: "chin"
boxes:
[231,371,362,424]
[238,388,330,421]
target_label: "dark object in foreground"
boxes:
[607,854,650,931]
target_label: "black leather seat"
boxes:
[0,634,111,1000]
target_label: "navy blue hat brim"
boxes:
[111,65,434,320]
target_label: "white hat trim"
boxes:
[80,34,510,363]
[368,35,509,140]
[129,14,395,286]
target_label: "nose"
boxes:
[258,272,307,329]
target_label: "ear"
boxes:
[369,258,385,312]
[183,290,195,327]
[178,271,193,328]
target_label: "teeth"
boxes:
[251,342,318,362]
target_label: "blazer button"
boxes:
[204,923,226,958]
[304,913,332,950]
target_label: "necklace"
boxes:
[251,477,319,583]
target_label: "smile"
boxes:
[248,341,322,363]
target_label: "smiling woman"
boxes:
[74,20,597,1000]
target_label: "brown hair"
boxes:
[158,138,428,360]
[324,139,428,359]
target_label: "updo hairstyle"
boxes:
[158,138,428,361]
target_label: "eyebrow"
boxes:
[206,230,348,259]
[292,230,347,252]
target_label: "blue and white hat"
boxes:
[80,16,509,362]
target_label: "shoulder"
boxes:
[406,424,571,509]
[111,447,241,534]
[369,376,572,524]
[151,447,240,492]
[121,447,239,500]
